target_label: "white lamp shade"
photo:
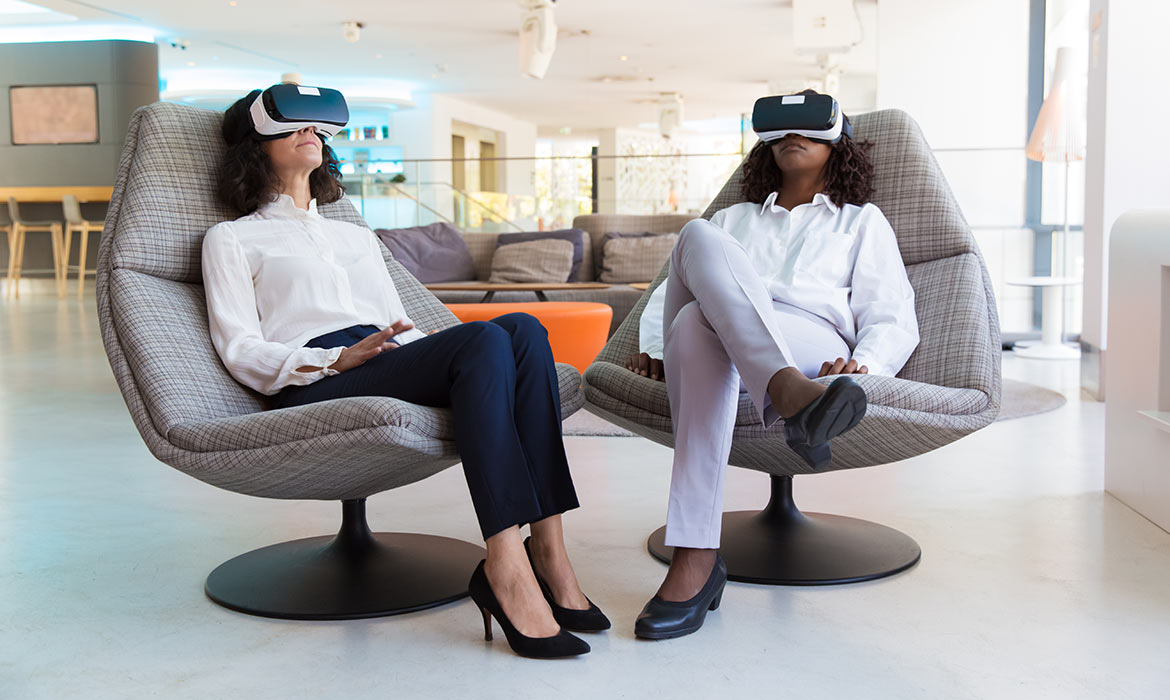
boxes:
[1026,47,1086,163]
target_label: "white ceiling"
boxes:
[9,0,880,130]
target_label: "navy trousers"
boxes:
[273,313,579,539]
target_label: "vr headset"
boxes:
[248,84,349,140]
[752,93,852,145]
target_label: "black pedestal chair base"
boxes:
[205,499,486,620]
[647,475,920,585]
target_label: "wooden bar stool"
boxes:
[62,194,104,298]
[6,197,64,299]
[1,211,12,298]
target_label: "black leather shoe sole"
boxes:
[805,376,867,446]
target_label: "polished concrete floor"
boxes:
[2,291,1168,699]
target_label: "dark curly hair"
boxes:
[741,92,874,208]
[216,89,345,215]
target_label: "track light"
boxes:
[518,0,557,79]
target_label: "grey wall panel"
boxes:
[1,40,158,277]
[0,40,159,187]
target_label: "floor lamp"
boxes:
[1014,47,1086,360]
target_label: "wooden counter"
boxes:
[0,186,114,203]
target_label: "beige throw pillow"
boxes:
[600,234,679,283]
[488,238,575,283]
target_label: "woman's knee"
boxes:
[665,301,718,351]
[490,312,548,339]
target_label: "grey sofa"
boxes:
[428,213,693,336]
[583,109,1003,585]
[96,101,587,619]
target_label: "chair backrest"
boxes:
[7,197,21,224]
[62,194,83,224]
[96,101,458,452]
[596,109,1001,402]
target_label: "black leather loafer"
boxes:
[783,375,867,468]
[634,554,728,640]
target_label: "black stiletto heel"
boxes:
[480,606,493,641]
[523,537,611,632]
[468,560,590,659]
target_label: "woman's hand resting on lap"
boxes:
[295,320,415,374]
[625,352,665,382]
[817,357,868,377]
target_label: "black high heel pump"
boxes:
[467,560,590,659]
[523,537,611,632]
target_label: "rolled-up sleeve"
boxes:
[202,223,346,395]
[639,281,667,359]
[847,205,920,377]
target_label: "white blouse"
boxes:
[640,192,919,378]
[202,195,426,396]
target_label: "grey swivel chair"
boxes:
[583,109,1002,585]
[96,101,587,619]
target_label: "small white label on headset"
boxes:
[297,86,321,96]
[782,95,805,104]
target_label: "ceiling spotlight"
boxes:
[619,55,628,61]
[342,21,364,44]
[169,38,190,50]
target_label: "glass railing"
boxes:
[342,152,745,233]
[342,148,1066,336]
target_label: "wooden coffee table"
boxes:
[425,281,611,302]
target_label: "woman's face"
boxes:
[262,126,324,176]
[769,135,832,175]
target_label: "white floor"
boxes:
[2,293,1169,700]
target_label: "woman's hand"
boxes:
[327,320,415,374]
[625,352,665,382]
[817,357,869,378]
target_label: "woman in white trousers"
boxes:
[627,96,920,639]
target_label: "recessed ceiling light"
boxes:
[228,1,237,6]
[619,55,628,61]
[375,53,382,59]
[186,61,195,66]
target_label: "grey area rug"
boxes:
[561,378,1066,436]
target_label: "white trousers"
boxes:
[662,218,850,549]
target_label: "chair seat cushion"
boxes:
[168,362,583,453]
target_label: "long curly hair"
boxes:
[216,89,345,215]
[741,93,875,208]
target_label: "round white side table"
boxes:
[1006,276,1081,360]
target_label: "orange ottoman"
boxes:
[443,302,613,374]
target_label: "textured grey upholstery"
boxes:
[583,109,1002,476]
[97,101,585,501]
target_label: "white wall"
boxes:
[1083,0,1170,359]
[389,92,538,221]
[876,0,1033,334]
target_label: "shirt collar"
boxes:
[257,193,321,219]
[759,191,840,215]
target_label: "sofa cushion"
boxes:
[488,238,575,283]
[600,233,678,283]
[374,222,474,283]
[496,229,584,281]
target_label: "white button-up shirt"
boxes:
[640,192,919,378]
[202,195,426,395]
